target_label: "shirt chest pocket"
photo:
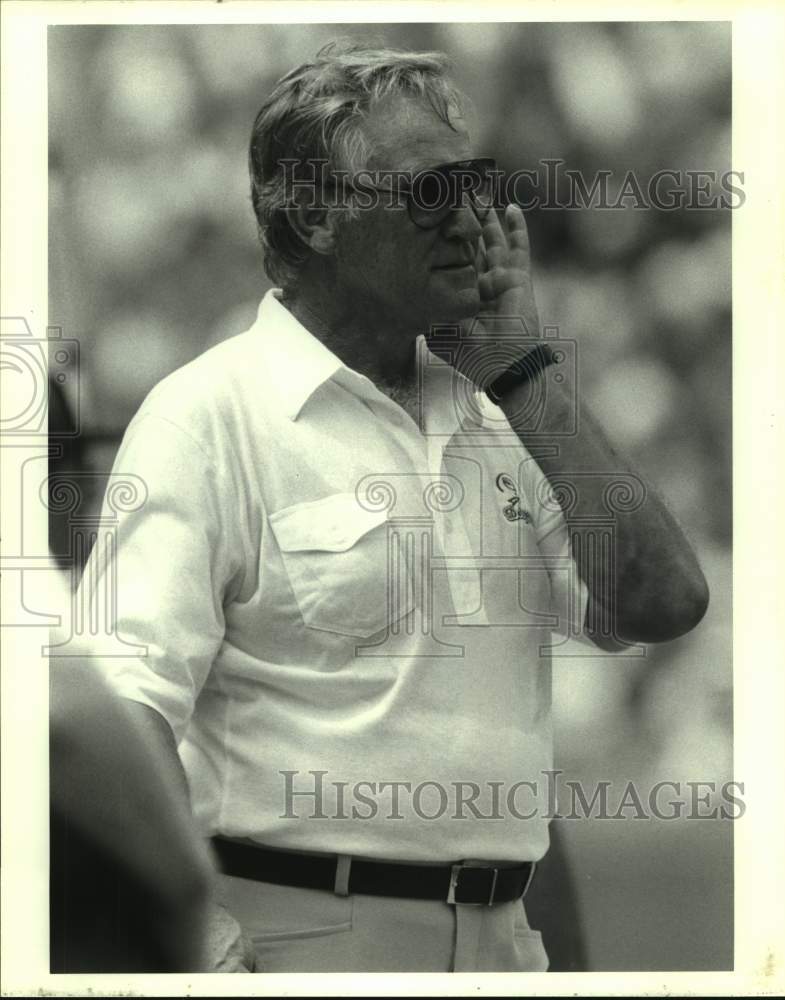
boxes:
[269,493,416,638]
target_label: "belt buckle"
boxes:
[447,863,499,906]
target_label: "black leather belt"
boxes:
[211,837,536,906]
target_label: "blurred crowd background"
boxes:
[48,21,733,971]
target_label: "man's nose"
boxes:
[441,192,483,241]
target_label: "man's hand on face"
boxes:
[426,204,544,390]
[475,203,540,336]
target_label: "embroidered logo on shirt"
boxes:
[495,473,532,523]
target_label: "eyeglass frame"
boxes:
[324,156,501,230]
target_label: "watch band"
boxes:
[484,343,556,405]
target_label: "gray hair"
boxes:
[248,42,466,287]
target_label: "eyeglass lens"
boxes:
[409,161,496,228]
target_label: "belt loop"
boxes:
[522,862,537,898]
[334,854,352,897]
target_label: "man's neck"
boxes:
[280,285,420,392]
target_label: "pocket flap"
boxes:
[269,493,388,553]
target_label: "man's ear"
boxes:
[288,202,339,257]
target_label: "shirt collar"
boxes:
[252,288,476,432]
[252,289,362,420]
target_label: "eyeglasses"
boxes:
[350,157,499,230]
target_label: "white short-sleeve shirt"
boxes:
[85,289,588,863]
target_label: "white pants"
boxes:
[205,873,549,973]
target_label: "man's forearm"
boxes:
[499,375,710,645]
[123,700,194,807]
[51,671,214,969]
[103,700,214,967]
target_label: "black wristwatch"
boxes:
[484,343,557,405]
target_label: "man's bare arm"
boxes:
[427,204,709,648]
[122,700,195,814]
[499,376,709,648]
[51,664,214,969]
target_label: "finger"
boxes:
[478,267,525,301]
[504,204,532,267]
[474,234,488,275]
[477,271,497,303]
[481,208,509,269]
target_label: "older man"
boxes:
[81,45,708,972]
